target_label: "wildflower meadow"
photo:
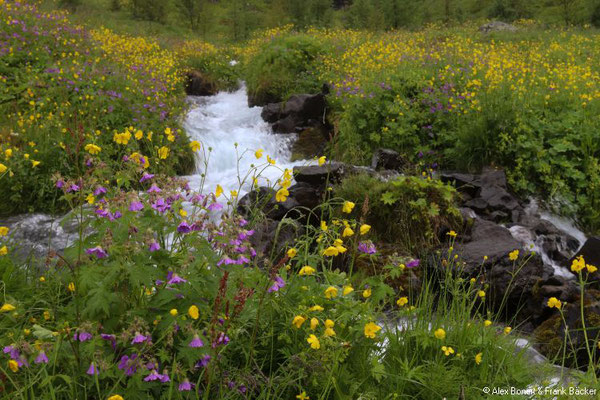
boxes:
[1,1,600,399]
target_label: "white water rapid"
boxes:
[182,86,305,201]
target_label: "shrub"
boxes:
[335,174,462,254]
[244,34,329,105]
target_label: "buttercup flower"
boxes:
[342,201,355,213]
[188,305,199,320]
[434,328,446,340]
[310,317,319,330]
[509,249,519,261]
[298,266,316,276]
[1,303,16,312]
[475,352,483,365]
[318,156,326,166]
[441,346,455,356]
[359,224,371,235]
[343,285,354,295]
[309,305,324,312]
[307,334,320,349]
[292,315,306,329]
[364,322,381,339]
[324,286,338,299]
[547,297,562,309]
[287,248,297,258]
[397,297,408,307]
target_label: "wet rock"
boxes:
[293,162,347,186]
[262,93,327,134]
[569,237,600,286]
[534,299,600,369]
[249,218,300,259]
[479,21,518,34]
[291,126,330,161]
[371,148,406,171]
[184,71,217,96]
[455,218,521,275]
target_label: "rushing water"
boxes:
[181,86,302,201]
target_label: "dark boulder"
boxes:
[371,148,406,171]
[249,218,300,260]
[262,93,327,134]
[293,162,347,186]
[569,237,600,286]
[184,71,217,96]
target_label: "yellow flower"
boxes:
[43,311,51,320]
[135,130,144,140]
[189,141,201,152]
[0,226,8,236]
[364,322,381,339]
[397,297,408,307]
[509,249,519,261]
[108,395,124,400]
[447,230,457,237]
[255,149,263,159]
[503,326,512,335]
[296,391,309,400]
[0,246,7,256]
[342,226,354,237]
[8,359,18,373]
[363,287,372,298]
[359,224,371,235]
[307,334,320,349]
[475,352,482,365]
[342,285,354,295]
[309,305,324,312]
[23,328,30,336]
[67,282,75,292]
[86,194,95,205]
[318,156,326,166]
[158,146,169,159]
[0,303,16,312]
[547,297,562,309]
[325,319,335,329]
[292,315,306,329]
[588,264,598,273]
[275,188,289,202]
[299,266,316,276]
[31,160,40,167]
[484,320,492,327]
[267,155,276,165]
[0,163,7,173]
[571,256,586,273]
[323,246,339,257]
[434,328,446,340]
[39,276,45,282]
[477,290,486,298]
[4,149,12,158]
[324,327,336,337]
[441,346,455,356]
[215,184,223,198]
[342,201,355,213]
[287,248,297,258]
[169,309,178,316]
[324,286,338,299]
[188,305,199,320]
[84,143,101,155]
[310,317,319,330]
[179,209,188,218]
[320,221,328,231]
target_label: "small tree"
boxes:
[557,0,577,25]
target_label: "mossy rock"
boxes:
[291,126,329,161]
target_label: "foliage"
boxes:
[243,34,329,104]
[335,174,462,254]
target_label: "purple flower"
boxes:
[358,242,377,255]
[118,354,140,376]
[129,201,144,212]
[140,173,154,183]
[167,274,187,285]
[159,371,170,382]
[86,246,108,259]
[144,370,161,382]
[207,202,223,211]
[75,331,92,342]
[35,351,48,364]
[3,346,19,359]
[94,186,107,196]
[149,241,160,252]
[268,276,285,293]
[56,180,64,189]
[177,221,191,234]
[239,219,248,227]
[178,380,194,391]
[195,355,211,368]
[406,259,420,268]
[67,184,80,193]
[131,333,149,344]
[189,335,204,348]
[87,362,99,376]
[147,184,162,193]
[151,198,170,213]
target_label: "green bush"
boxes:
[244,34,329,105]
[335,174,462,254]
